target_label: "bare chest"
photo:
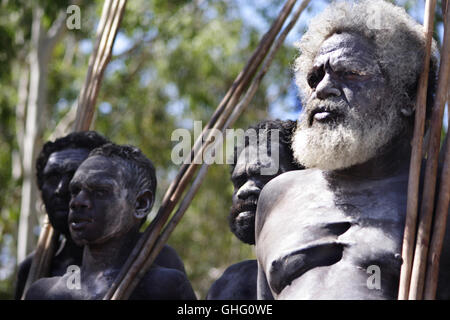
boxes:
[257,171,408,299]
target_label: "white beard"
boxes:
[291,105,402,171]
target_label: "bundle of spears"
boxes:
[24,0,449,301]
[398,0,450,300]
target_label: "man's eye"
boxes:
[95,189,108,197]
[307,68,325,89]
[338,70,360,80]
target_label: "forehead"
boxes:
[45,148,90,172]
[72,155,123,183]
[314,32,377,65]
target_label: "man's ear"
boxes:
[134,189,154,219]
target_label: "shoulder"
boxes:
[154,244,186,273]
[210,261,256,287]
[159,244,178,259]
[206,260,257,300]
[259,169,323,205]
[224,259,257,273]
[256,169,323,231]
[24,276,67,300]
[134,266,196,300]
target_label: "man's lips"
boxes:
[234,204,257,220]
[236,210,255,220]
[69,216,93,231]
[231,196,258,221]
[309,107,341,125]
[314,111,332,120]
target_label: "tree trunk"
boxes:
[13,65,29,181]
[16,5,66,263]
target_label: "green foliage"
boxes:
[0,0,447,299]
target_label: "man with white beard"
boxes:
[255,0,450,299]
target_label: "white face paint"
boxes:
[292,33,404,171]
[69,156,137,246]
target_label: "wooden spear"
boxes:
[409,0,450,299]
[103,0,302,300]
[74,0,127,131]
[423,133,450,299]
[422,0,450,299]
[398,0,437,300]
[21,0,127,299]
[113,0,312,300]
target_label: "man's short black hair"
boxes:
[88,143,157,203]
[230,119,301,174]
[36,131,110,190]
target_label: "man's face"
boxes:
[68,155,135,246]
[41,148,90,236]
[229,140,295,244]
[292,32,402,170]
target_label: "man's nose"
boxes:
[236,180,261,200]
[70,190,91,210]
[315,72,341,100]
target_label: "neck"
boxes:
[330,134,412,179]
[81,227,140,277]
[59,234,83,260]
